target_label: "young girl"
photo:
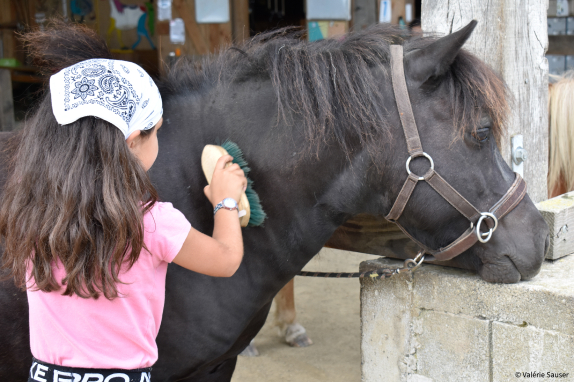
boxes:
[0,23,246,382]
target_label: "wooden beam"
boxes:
[391,0,405,24]
[390,0,415,25]
[11,73,44,83]
[548,35,574,55]
[216,21,232,51]
[172,0,209,55]
[155,0,165,77]
[208,24,220,53]
[158,34,170,76]
[204,22,232,53]
[422,0,548,203]
[537,192,574,260]
[156,21,170,36]
[27,0,37,28]
[231,0,250,43]
[0,68,15,132]
[353,0,377,31]
[0,0,15,60]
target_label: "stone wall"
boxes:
[360,256,574,382]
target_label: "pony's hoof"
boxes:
[287,333,313,347]
[284,323,313,347]
[239,340,259,357]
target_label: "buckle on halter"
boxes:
[406,152,434,181]
[476,212,498,243]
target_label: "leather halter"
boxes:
[386,45,527,262]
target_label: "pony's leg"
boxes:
[238,339,259,357]
[177,357,238,382]
[274,278,313,347]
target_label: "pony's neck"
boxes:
[159,81,373,272]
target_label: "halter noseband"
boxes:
[386,45,527,262]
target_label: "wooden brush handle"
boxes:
[201,145,251,227]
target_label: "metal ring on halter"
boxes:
[476,212,499,243]
[406,152,434,181]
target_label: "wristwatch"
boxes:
[213,198,238,216]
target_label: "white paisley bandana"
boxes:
[50,59,163,139]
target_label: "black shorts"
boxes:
[28,358,152,382]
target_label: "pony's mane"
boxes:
[548,70,574,196]
[160,25,508,154]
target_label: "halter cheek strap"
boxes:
[386,45,527,262]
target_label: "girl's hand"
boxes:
[204,154,247,207]
[175,155,246,277]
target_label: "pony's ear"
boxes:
[404,20,477,87]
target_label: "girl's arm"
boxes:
[172,155,247,277]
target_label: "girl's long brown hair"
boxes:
[0,20,158,299]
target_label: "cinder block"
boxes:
[411,260,574,335]
[492,322,574,381]
[361,265,413,382]
[360,255,574,382]
[414,310,490,382]
[537,192,574,260]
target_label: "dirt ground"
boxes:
[232,249,379,382]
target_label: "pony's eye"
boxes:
[472,127,490,143]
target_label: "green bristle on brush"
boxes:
[220,140,266,227]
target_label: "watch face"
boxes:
[223,198,237,208]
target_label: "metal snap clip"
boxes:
[401,250,426,273]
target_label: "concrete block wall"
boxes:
[360,256,574,382]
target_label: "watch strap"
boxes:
[213,202,224,216]
[213,199,238,216]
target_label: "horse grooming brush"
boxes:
[201,141,266,227]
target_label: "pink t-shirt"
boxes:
[26,202,191,369]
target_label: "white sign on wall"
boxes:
[195,0,230,24]
[405,4,413,22]
[306,0,351,21]
[170,18,185,44]
[158,0,172,21]
[379,0,391,23]
[557,0,569,16]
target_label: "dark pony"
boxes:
[0,20,548,382]
[162,26,509,156]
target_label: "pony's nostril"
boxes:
[544,233,550,257]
